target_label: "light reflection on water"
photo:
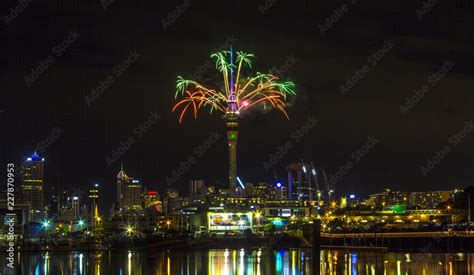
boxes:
[1,249,473,274]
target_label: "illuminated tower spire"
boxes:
[225,47,239,196]
[172,48,296,197]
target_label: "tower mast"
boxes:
[225,47,239,197]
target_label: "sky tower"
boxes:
[225,47,239,196]
[172,48,296,197]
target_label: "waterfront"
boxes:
[1,249,473,274]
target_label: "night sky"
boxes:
[1,0,473,210]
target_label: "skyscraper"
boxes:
[116,166,143,213]
[287,163,316,201]
[116,164,132,206]
[121,179,143,212]
[88,183,100,224]
[57,186,84,222]
[164,188,179,214]
[21,151,45,218]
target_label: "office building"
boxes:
[21,151,45,218]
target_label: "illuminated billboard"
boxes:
[208,212,253,231]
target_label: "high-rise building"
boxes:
[57,187,82,222]
[287,163,320,202]
[116,164,133,205]
[21,151,45,218]
[164,188,179,214]
[121,179,143,212]
[88,183,100,224]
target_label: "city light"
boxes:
[42,220,51,229]
[6,6,472,273]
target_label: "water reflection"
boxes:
[1,249,473,274]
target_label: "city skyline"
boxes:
[1,1,473,272]
[14,149,472,219]
[1,2,473,203]
[13,148,469,194]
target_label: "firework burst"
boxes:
[173,49,296,122]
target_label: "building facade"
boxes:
[21,151,45,219]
